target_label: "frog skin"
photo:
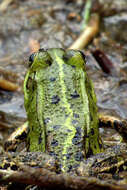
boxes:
[23,48,103,173]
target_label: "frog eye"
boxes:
[63,50,86,69]
[30,51,52,70]
[28,53,36,67]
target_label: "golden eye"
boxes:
[63,50,86,68]
[30,51,52,70]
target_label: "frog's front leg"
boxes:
[99,114,127,142]
[77,143,127,179]
[0,151,56,172]
[4,122,28,152]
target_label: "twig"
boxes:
[81,0,92,30]
[0,0,13,11]
[0,121,12,129]
[4,122,28,151]
[0,166,126,190]
[69,13,99,50]
[0,78,19,91]
[99,114,127,143]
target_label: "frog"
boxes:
[23,48,103,173]
[2,48,127,179]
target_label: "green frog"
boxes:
[3,48,127,179]
[24,48,103,173]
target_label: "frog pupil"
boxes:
[29,53,35,66]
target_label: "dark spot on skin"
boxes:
[11,165,18,171]
[49,77,56,82]
[3,163,10,169]
[73,113,79,118]
[72,120,78,125]
[78,50,86,61]
[49,151,55,156]
[77,142,83,148]
[72,135,81,145]
[68,147,73,152]
[49,152,57,159]
[84,134,89,138]
[99,142,103,149]
[91,128,94,135]
[51,95,60,104]
[86,145,93,158]
[44,118,50,124]
[70,91,80,99]
[72,127,82,145]
[76,127,82,134]
[75,152,84,161]
[53,125,61,130]
[71,65,76,68]
[59,164,62,170]
[67,165,72,172]
[51,139,58,147]
[15,131,27,140]
[38,135,42,144]
[64,153,71,160]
